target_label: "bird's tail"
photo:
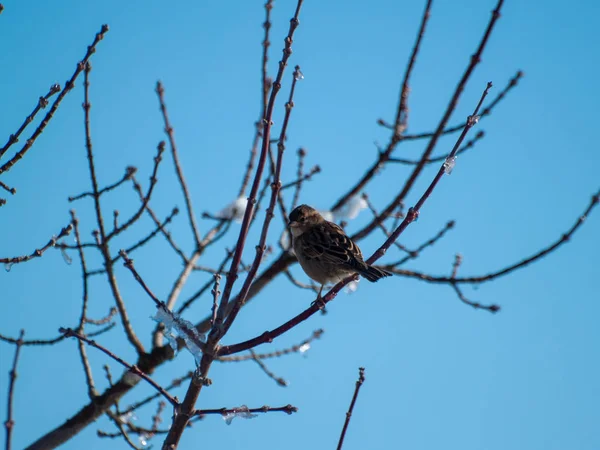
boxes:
[358,264,392,283]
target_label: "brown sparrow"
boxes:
[288,204,391,300]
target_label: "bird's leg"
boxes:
[311,284,327,310]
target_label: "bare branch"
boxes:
[219,83,492,356]
[331,0,433,211]
[336,367,366,450]
[156,82,202,250]
[193,404,297,417]
[0,25,109,176]
[249,349,289,387]
[1,223,72,266]
[4,329,25,450]
[69,166,136,202]
[0,83,61,159]
[386,189,600,285]
[352,1,505,240]
[60,328,178,406]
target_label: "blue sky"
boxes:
[1,1,599,449]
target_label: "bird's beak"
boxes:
[288,220,299,228]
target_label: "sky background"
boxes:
[1,0,599,449]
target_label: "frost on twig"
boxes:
[215,197,247,222]
[221,405,258,425]
[443,156,456,174]
[151,306,205,364]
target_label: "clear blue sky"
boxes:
[1,1,599,449]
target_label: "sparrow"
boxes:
[288,204,392,300]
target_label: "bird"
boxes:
[288,204,392,302]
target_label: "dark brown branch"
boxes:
[0,25,109,176]
[219,329,322,362]
[281,165,320,191]
[110,207,179,265]
[0,180,16,195]
[177,250,233,315]
[331,0,433,211]
[249,349,289,387]
[353,1,504,240]
[219,83,492,356]
[140,202,187,263]
[81,62,145,356]
[69,166,136,201]
[60,328,178,406]
[193,404,297,417]
[122,372,193,416]
[238,0,275,197]
[0,223,73,266]
[106,147,164,241]
[451,283,500,313]
[0,324,113,347]
[162,5,304,447]
[388,130,485,165]
[85,307,118,325]
[4,329,24,450]
[336,367,366,450]
[156,82,202,251]
[0,84,61,159]
[119,251,162,308]
[221,64,303,337]
[388,220,455,266]
[71,210,98,399]
[396,70,523,140]
[386,189,600,284]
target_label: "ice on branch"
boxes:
[298,343,311,354]
[443,156,456,175]
[152,306,205,365]
[467,115,480,126]
[344,279,360,294]
[139,432,150,447]
[333,195,367,220]
[294,68,304,80]
[222,406,258,425]
[216,197,247,222]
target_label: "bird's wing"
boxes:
[302,222,366,270]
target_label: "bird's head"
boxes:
[288,204,324,237]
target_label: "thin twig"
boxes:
[0,83,61,159]
[69,166,136,201]
[60,328,178,406]
[388,130,485,165]
[81,61,145,356]
[156,82,202,250]
[386,189,600,284]
[395,70,523,140]
[119,251,162,308]
[106,146,165,241]
[330,0,433,211]
[0,223,73,266]
[192,404,297,417]
[250,349,288,387]
[4,329,25,450]
[0,323,114,346]
[336,367,366,450]
[0,25,109,176]
[71,210,98,399]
